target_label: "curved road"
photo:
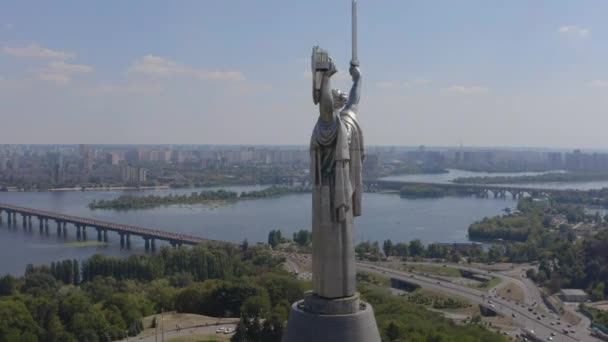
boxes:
[357,263,601,342]
[396,261,598,340]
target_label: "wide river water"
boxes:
[2,169,607,275]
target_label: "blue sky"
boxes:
[1,0,607,148]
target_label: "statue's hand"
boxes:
[326,58,338,77]
[349,66,361,82]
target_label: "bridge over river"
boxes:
[368,180,579,199]
[0,203,221,250]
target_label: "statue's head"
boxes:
[332,89,348,109]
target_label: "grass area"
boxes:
[168,335,231,342]
[136,313,238,339]
[403,263,463,278]
[414,288,478,315]
[357,271,390,286]
[468,277,502,291]
[497,282,525,303]
[65,241,108,247]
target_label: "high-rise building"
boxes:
[121,165,147,183]
[546,152,563,169]
[49,152,64,184]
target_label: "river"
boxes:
[4,169,608,276]
[0,182,517,275]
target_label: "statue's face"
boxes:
[332,89,348,110]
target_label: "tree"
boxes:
[72,259,80,285]
[260,313,284,342]
[268,230,282,248]
[548,276,562,294]
[408,240,424,257]
[241,296,271,317]
[525,268,537,281]
[393,243,408,258]
[383,239,393,257]
[241,239,249,251]
[0,274,17,296]
[488,245,504,263]
[591,282,605,301]
[0,299,42,340]
[293,230,312,247]
[384,321,403,341]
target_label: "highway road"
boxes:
[390,261,601,339]
[357,263,602,342]
[405,262,547,310]
[410,261,599,341]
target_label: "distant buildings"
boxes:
[121,165,147,184]
[49,152,64,184]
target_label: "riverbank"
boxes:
[1,185,171,192]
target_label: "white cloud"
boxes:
[443,85,490,95]
[130,55,245,81]
[559,25,591,39]
[35,61,94,85]
[129,55,184,76]
[2,43,75,59]
[590,80,608,88]
[48,61,93,73]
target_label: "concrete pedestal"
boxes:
[282,299,381,342]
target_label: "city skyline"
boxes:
[2,1,608,148]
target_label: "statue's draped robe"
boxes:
[310,108,364,299]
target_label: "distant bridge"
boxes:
[367,180,578,199]
[0,203,220,250]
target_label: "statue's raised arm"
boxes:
[343,65,361,114]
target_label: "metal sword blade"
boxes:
[351,0,359,66]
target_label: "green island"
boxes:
[65,241,109,248]
[0,241,510,342]
[452,171,608,184]
[399,184,447,198]
[88,186,297,210]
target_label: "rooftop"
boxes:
[560,289,588,296]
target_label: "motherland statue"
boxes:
[309,44,363,299]
[283,2,381,341]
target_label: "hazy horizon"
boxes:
[2,1,608,148]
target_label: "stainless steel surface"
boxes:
[351,0,359,67]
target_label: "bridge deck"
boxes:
[0,203,213,245]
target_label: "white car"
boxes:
[224,328,235,334]
[216,327,226,333]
